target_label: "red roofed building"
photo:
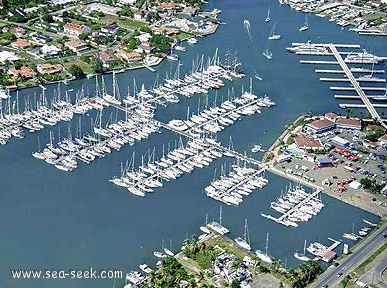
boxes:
[158,2,178,10]
[295,134,323,150]
[98,51,115,66]
[11,38,32,49]
[118,50,142,63]
[306,119,335,134]
[37,63,63,75]
[336,117,362,130]
[8,66,36,79]
[64,23,91,37]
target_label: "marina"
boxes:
[261,185,324,228]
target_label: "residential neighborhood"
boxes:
[0,0,221,89]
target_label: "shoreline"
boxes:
[263,114,387,219]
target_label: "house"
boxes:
[8,66,36,79]
[41,44,62,57]
[335,117,362,130]
[182,6,198,16]
[37,63,63,75]
[9,27,25,37]
[158,2,178,10]
[64,23,91,37]
[306,119,336,134]
[64,39,89,54]
[137,43,155,54]
[82,3,121,16]
[295,134,323,150]
[0,51,20,63]
[11,38,32,49]
[98,51,115,66]
[31,33,52,44]
[379,134,387,147]
[100,24,120,36]
[118,50,141,62]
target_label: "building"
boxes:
[295,134,323,150]
[137,43,155,54]
[40,44,62,57]
[98,51,115,66]
[0,51,20,63]
[335,117,362,130]
[306,119,335,134]
[276,153,291,163]
[37,63,63,75]
[82,3,121,16]
[9,27,25,37]
[379,134,387,147]
[100,24,121,37]
[118,50,142,62]
[31,33,52,44]
[285,143,305,158]
[11,38,32,49]
[8,66,36,79]
[158,2,178,10]
[64,39,89,54]
[64,23,91,37]
[330,136,349,148]
[324,112,337,122]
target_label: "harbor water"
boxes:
[0,0,385,287]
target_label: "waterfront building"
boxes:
[37,63,63,75]
[295,134,323,151]
[8,66,36,79]
[98,52,116,66]
[324,112,337,122]
[335,117,362,130]
[285,143,305,158]
[118,50,142,63]
[306,119,336,134]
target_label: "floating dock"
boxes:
[339,103,387,109]
[300,60,339,65]
[320,77,385,83]
[315,69,385,74]
[330,86,387,91]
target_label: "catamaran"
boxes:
[268,23,281,40]
[299,14,309,32]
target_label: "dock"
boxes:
[222,167,267,195]
[320,77,385,83]
[300,60,339,65]
[329,86,387,91]
[339,103,387,109]
[145,66,156,72]
[327,44,386,129]
[315,69,385,74]
[277,189,322,222]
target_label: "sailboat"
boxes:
[263,46,273,60]
[268,23,281,40]
[265,7,271,23]
[153,240,167,258]
[167,45,178,61]
[299,14,309,32]
[255,232,272,263]
[207,205,229,235]
[294,240,310,261]
[164,239,175,256]
[200,213,211,234]
[235,219,251,250]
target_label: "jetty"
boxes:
[320,77,385,83]
[329,86,386,92]
[300,60,339,65]
[339,103,387,109]
[315,69,385,74]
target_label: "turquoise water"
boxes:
[0,1,384,287]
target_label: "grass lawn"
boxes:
[205,235,251,261]
[353,242,387,276]
[64,60,94,75]
[102,15,147,31]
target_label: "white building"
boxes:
[41,45,61,57]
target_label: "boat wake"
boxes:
[243,19,253,40]
[254,72,262,80]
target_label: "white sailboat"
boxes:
[166,45,178,61]
[299,15,309,32]
[268,23,281,40]
[234,219,251,250]
[265,7,271,23]
[294,240,310,261]
[255,232,272,263]
[263,46,273,60]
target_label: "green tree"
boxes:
[2,32,16,41]
[78,33,88,41]
[68,64,85,79]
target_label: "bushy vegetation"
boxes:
[286,261,323,288]
[360,177,384,194]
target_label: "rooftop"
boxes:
[295,134,323,149]
[336,117,361,127]
[308,119,335,129]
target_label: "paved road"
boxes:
[310,221,387,288]
[360,249,387,288]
